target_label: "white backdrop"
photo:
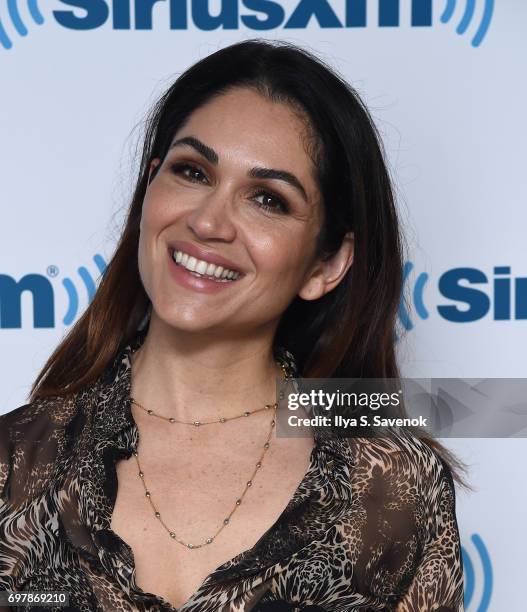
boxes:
[1,1,525,609]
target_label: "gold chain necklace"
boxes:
[129,359,290,550]
[131,397,278,426]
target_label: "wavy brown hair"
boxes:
[29,39,468,487]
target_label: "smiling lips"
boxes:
[171,248,242,282]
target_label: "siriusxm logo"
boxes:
[462,533,493,611]
[0,0,494,50]
[0,254,106,329]
[398,262,527,331]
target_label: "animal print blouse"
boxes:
[0,331,464,611]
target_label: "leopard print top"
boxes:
[0,331,464,611]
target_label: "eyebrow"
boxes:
[170,136,309,203]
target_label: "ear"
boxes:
[147,158,161,184]
[298,232,355,301]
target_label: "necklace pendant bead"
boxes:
[169,418,175,423]
[223,518,229,525]
[256,462,262,468]
[194,421,201,427]
[235,499,242,505]
[155,512,160,518]
[264,443,270,449]
[244,411,250,417]
[145,491,151,497]
[147,409,153,414]
[206,538,213,544]
[271,420,275,427]
[187,543,194,549]
[170,532,176,538]
[138,471,144,477]
[219,417,226,423]
[247,480,252,487]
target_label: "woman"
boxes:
[0,39,466,611]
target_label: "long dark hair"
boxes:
[29,39,468,487]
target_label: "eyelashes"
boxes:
[170,162,204,184]
[168,162,290,214]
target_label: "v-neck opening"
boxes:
[105,418,328,611]
[85,333,353,610]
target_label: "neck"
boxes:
[130,314,285,423]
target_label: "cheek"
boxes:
[137,193,170,286]
[249,232,313,282]
[140,189,174,231]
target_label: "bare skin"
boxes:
[111,379,315,608]
[110,86,354,609]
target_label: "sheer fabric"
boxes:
[0,332,464,611]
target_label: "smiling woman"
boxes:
[0,40,466,611]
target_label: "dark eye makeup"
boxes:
[169,162,290,214]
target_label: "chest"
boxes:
[109,438,314,609]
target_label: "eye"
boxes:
[170,162,208,183]
[250,190,289,214]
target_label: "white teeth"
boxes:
[172,249,240,281]
[195,260,208,275]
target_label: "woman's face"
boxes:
[138,87,335,338]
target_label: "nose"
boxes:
[186,187,237,242]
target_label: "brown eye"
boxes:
[251,190,289,214]
[170,163,208,183]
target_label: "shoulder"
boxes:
[348,429,453,484]
[346,430,457,527]
[335,432,462,602]
[344,434,464,608]
[0,391,91,507]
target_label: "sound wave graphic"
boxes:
[62,254,107,325]
[0,0,44,50]
[441,0,494,47]
[398,261,429,332]
[462,533,493,611]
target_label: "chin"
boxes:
[150,304,222,334]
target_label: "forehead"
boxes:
[171,88,320,194]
